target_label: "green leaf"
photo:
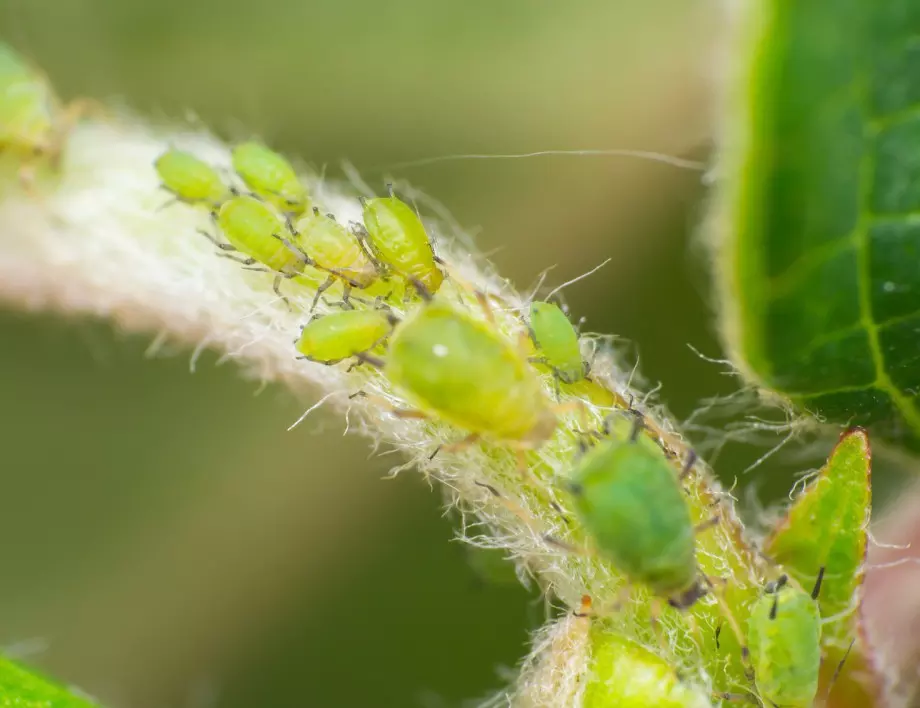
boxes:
[713,0,920,444]
[765,428,880,706]
[0,657,99,707]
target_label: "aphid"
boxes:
[0,42,87,186]
[360,191,444,293]
[231,141,309,215]
[380,296,557,448]
[292,208,380,307]
[154,149,230,208]
[295,309,395,364]
[528,300,588,389]
[565,426,706,609]
[213,195,303,273]
[746,570,823,708]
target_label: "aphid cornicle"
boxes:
[746,570,823,708]
[231,141,309,215]
[361,193,444,293]
[295,310,395,364]
[0,42,85,185]
[154,149,230,208]
[566,430,705,609]
[528,301,588,386]
[383,297,557,446]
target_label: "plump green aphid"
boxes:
[384,298,556,444]
[361,193,444,293]
[529,301,587,385]
[294,209,379,293]
[567,434,703,608]
[295,309,394,364]
[154,149,230,207]
[0,42,76,182]
[747,571,823,708]
[231,141,309,214]
[214,195,304,274]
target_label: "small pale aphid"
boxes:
[292,208,381,307]
[360,192,444,293]
[295,310,395,364]
[0,42,88,186]
[154,149,230,208]
[746,570,823,708]
[231,141,309,215]
[528,301,588,386]
[566,429,706,609]
[215,195,304,274]
[382,297,557,446]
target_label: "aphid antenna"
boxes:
[543,258,612,301]
[386,182,395,198]
[822,638,857,707]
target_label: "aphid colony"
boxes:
[0,35,837,699]
[152,140,839,706]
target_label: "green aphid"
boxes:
[295,309,395,364]
[528,301,588,386]
[231,141,309,215]
[214,195,304,274]
[746,570,823,708]
[361,192,444,294]
[566,431,705,608]
[154,149,230,208]
[293,209,380,306]
[0,42,82,184]
[383,297,557,446]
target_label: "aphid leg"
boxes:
[473,290,497,325]
[273,232,316,267]
[311,276,336,312]
[431,433,481,459]
[474,481,541,533]
[220,253,259,266]
[340,283,356,310]
[694,515,721,534]
[679,449,698,481]
[197,228,235,250]
[823,638,856,705]
[271,274,293,310]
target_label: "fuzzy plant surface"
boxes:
[0,0,912,703]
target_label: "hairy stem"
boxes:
[0,117,759,706]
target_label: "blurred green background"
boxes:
[0,2,889,707]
